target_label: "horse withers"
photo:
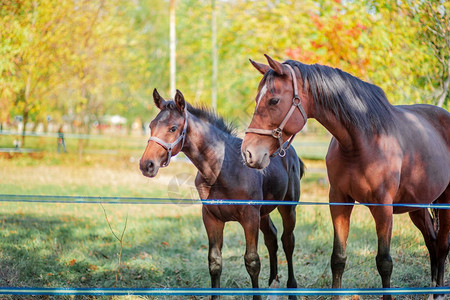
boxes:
[140,89,305,300]
[241,55,449,299]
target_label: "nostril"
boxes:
[146,160,154,171]
[245,150,253,164]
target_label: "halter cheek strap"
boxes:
[147,110,188,167]
[245,64,307,157]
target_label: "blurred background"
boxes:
[0,0,448,150]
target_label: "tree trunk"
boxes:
[436,62,449,107]
[170,0,176,97]
[21,110,29,147]
[211,0,217,111]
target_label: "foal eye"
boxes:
[269,98,280,106]
[169,126,178,133]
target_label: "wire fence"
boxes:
[0,193,448,297]
[1,194,449,209]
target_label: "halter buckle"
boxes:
[272,128,282,139]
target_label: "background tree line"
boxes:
[0,0,448,144]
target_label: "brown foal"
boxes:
[140,89,305,300]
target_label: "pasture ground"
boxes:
[0,133,447,299]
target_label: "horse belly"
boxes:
[395,156,449,212]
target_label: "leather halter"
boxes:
[147,110,188,167]
[245,64,307,157]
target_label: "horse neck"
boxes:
[309,104,365,153]
[182,112,237,183]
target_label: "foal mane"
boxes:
[281,60,395,134]
[164,101,237,136]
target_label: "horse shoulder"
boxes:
[195,172,211,199]
[326,136,402,204]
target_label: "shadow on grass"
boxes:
[0,212,209,289]
[0,205,441,299]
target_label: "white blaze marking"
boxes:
[256,84,268,110]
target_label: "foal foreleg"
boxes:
[203,207,225,296]
[278,205,298,291]
[241,208,261,300]
[260,215,278,286]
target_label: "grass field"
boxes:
[0,133,447,299]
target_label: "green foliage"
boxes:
[0,0,448,138]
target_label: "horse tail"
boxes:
[431,200,439,233]
[298,157,306,179]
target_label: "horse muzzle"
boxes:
[139,159,160,178]
[241,144,270,170]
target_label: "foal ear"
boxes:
[249,59,270,75]
[174,89,185,112]
[264,54,285,75]
[153,88,166,110]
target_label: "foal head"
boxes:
[139,89,187,177]
[241,55,310,169]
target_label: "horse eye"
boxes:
[269,98,280,106]
[169,126,178,133]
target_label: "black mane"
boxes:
[165,101,237,136]
[281,60,395,133]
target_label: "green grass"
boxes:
[0,133,447,299]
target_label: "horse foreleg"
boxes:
[408,209,437,285]
[260,215,278,286]
[202,206,224,299]
[329,188,354,291]
[241,208,261,300]
[278,205,298,297]
[370,205,393,300]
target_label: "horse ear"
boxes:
[174,89,185,112]
[264,54,285,75]
[153,88,166,110]
[249,59,270,75]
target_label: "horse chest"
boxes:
[328,153,402,204]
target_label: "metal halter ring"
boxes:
[293,96,301,106]
[272,128,282,139]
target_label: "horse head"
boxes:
[139,89,188,177]
[241,54,309,169]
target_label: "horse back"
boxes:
[396,104,450,148]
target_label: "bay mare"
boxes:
[241,55,449,299]
[140,89,305,300]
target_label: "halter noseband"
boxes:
[147,110,188,167]
[245,64,307,157]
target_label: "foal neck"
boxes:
[182,112,238,184]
